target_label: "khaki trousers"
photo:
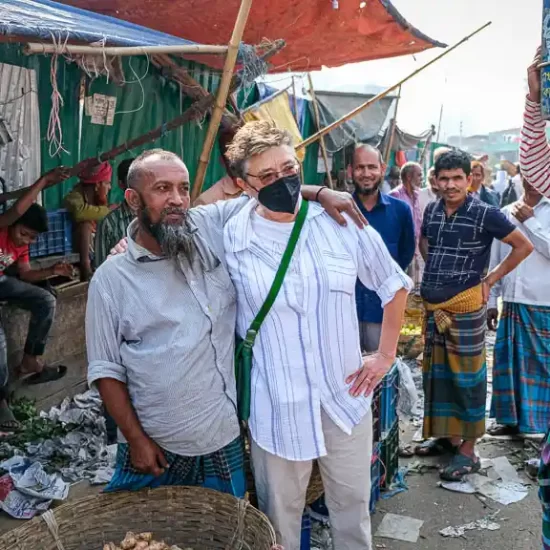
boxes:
[251,408,373,550]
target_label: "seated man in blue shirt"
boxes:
[351,144,416,351]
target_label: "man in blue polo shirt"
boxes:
[352,144,416,351]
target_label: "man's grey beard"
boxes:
[140,207,196,259]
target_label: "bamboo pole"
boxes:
[191,0,254,203]
[25,43,229,57]
[296,22,491,152]
[0,95,216,205]
[383,85,401,165]
[292,76,305,183]
[307,73,333,188]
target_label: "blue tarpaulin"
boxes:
[0,0,206,48]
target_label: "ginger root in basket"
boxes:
[104,533,191,550]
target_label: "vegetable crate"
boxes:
[29,209,73,258]
[380,422,399,490]
[372,362,399,441]
[370,442,381,515]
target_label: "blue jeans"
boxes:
[0,275,56,398]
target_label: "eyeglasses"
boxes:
[246,161,299,187]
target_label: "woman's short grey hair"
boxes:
[225,121,294,179]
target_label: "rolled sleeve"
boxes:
[356,225,413,306]
[88,360,127,388]
[377,271,413,308]
[85,275,126,388]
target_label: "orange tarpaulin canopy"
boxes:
[59,0,446,72]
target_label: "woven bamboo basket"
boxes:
[0,486,277,550]
[397,333,424,359]
[244,436,324,506]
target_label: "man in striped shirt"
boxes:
[520,47,550,198]
[94,159,135,269]
[519,46,550,550]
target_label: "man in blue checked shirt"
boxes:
[351,144,416,352]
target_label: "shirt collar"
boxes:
[353,190,388,212]
[227,198,323,253]
[126,219,164,262]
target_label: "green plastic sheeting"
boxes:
[0,44,228,209]
[0,43,335,210]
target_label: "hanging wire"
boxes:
[47,33,69,158]
[115,55,149,116]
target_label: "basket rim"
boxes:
[0,486,277,548]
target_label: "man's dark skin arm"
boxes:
[420,236,429,262]
[18,260,73,283]
[0,168,70,228]
[96,378,168,476]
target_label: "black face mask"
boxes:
[255,174,301,214]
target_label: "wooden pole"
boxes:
[436,103,444,143]
[25,43,229,57]
[383,84,402,165]
[296,21,491,152]
[292,76,305,183]
[191,0,254,203]
[307,73,333,188]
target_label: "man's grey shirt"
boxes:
[86,198,248,456]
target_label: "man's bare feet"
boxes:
[18,354,44,376]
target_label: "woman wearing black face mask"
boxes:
[223,120,412,550]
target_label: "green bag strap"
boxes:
[242,199,309,347]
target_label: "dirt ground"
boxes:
[370,436,542,550]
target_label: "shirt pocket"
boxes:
[321,249,357,294]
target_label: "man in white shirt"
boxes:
[419,167,439,219]
[224,121,412,550]
[487,177,550,436]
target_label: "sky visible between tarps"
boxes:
[262,0,541,142]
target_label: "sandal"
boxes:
[440,452,481,481]
[0,402,20,432]
[24,365,67,386]
[415,438,459,457]
[487,424,520,437]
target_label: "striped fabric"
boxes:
[94,202,135,268]
[490,302,550,434]
[422,306,487,441]
[105,436,246,498]
[224,199,412,461]
[520,99,550,198]
[540,429,550,550]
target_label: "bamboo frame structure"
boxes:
[383,85,401,165]
[191,0,254,203]
[292,76,305,182]
[295,22,492,152]
[25,43,229,56]
[308,73,333,188]
[0,37,285,206]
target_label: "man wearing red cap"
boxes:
[64,162,113,281]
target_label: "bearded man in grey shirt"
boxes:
[86,149,365,495]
